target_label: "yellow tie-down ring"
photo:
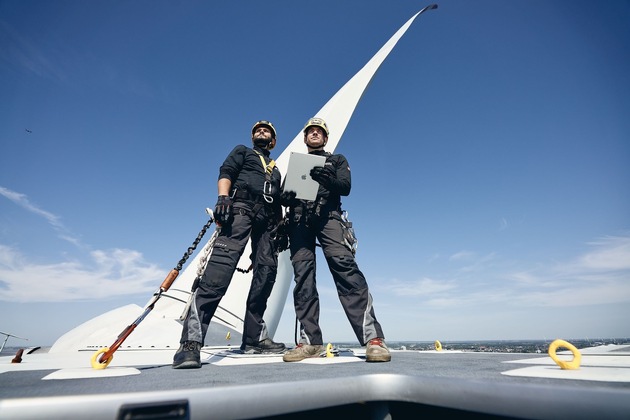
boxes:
[548,339,581,370]
[90,347,113,370]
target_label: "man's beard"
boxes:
[253,137,272,148]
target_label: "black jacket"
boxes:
[219,145,282,202]
[310,150,351,209]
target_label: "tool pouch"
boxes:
[340,210,358,255]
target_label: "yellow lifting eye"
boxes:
[90,347,113,370]
[548,339,581,370]
[434,340,442,351]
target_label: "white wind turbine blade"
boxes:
[265,4,438,336]
[274,4,438,173]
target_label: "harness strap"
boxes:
[254,151,276,175]
[254,150,276,203]
[232,189,268,203]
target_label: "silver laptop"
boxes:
[283,152,326,201]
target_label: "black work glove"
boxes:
[273,217,290,253]
[274,233,289,253]
[280,190,297,207]
[310,166,335,188]
[214,195,233,226]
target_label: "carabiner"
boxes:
[263,181,274,203]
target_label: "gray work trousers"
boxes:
[288,209,384,346]
[180,201,278,347]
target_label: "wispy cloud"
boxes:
[449,250,475,261]
[450,251,498,274]
[388,277,457,297]
[1,19,169,102]
[0,20,68,83]
[514,234,630,307]
[0,186,82,247]
[0,186,168,302]
[579,235,630,271]
[0,244,163,302]
[382,233,630,309]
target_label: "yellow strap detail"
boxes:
[255,151,276,175]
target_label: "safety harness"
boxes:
[229,150,277,206]
[254,150,276,204]
[230,149,281,274]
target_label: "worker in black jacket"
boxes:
[173,120,286,369]
[281,117,390,363]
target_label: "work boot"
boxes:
[366,338,391,362]
[282,344,324,362]
[172,341,202,369]
[242,338,287,354]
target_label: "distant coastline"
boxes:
[362,338,630,353]
[2,338,628,357]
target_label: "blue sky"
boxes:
[1,0,629,348]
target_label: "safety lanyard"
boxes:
[254,150,276,203]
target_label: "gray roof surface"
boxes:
[1,349,629,419]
